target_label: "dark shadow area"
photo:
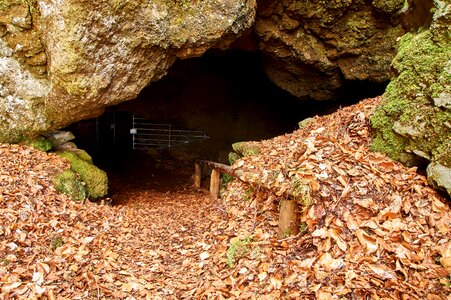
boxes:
[66,49,387,199]
[68,49,386,161]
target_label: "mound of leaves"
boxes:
[199,97,451,299]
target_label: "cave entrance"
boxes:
[66,49,387,204]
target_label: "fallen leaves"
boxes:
[1,97,450,299]
[214,97,451,298]
[0,144,227,299]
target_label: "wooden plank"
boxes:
[194,163,201,189]
[198,160,243,179]
[278,199,299,238]
[210,169,220,200]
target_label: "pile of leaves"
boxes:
[197,97,451,298]
[0,144,227,299]
[0,96,450,299]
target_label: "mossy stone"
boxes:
[74,149,93,164]
[57,151,108,199]
[371,13,451,168]
[371,2,451,196]
[53,170,86,201]
[298,117,315,129]
[372,0,405,13]
[23,136,53,152]
[232,142,261,157]
[228,152,241,165]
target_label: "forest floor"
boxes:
[0,97,450,299]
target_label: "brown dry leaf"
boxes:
[316,252,344,272]
[356,229,379,254]
[329,227,348,251]
[367,264,397,280]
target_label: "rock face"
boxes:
[0,0,256,142]
[255,0,405,100]
[371,0,451,197]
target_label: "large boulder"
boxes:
[255,0,406,100]
[0,0,256,142]
[371,0,451,196]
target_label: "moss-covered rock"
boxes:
[298,117,315,129]
[255,0,405,100]
[74,149,93,164]
[57,151,108,199]
[53,169,86,201]
[232,141,261,157]
[228,151,241,165]
[372,0,405,13]
[23,136,53,152]
[371,0,451,196]
[0,0,256,143]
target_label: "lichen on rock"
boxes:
[0,38,51,143]
[0,0,48,77]
[371,0,451,196]
[427,162,451,196]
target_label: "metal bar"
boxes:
[113,111,116,146]
[132,115,135,150]
[131,115,209,150]
[168,124,171,148]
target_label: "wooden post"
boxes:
[194,163,201,189]
[210,169,220,200]
[278,199,298,238]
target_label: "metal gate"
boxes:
[130,116,209,150]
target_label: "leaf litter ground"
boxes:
[0,97,450,299]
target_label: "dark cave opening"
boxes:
[66,49,387,194]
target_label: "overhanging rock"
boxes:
[0,0,256,143]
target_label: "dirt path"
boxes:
[100,158,227,298]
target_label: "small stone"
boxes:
[433,92,451,110]
[426,162,451,197]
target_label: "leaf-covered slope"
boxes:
[214,97,451,298]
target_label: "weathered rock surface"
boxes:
[0,0,256,142]
[371,0,451,197]
[254,0,406,100]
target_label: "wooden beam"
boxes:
[210,169,220,200]
[198,160,310,211]
[198,160,243,179]
[194,162,201,189]
[278,199,299,238]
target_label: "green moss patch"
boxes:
[371,17,451,167]
[74,149,93,164]
[53,170,86,201]
[370,3,451,196]
[23,136,53,152]
[57,151,108,199]
[232,142,261,157]
[227,237,252,268]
